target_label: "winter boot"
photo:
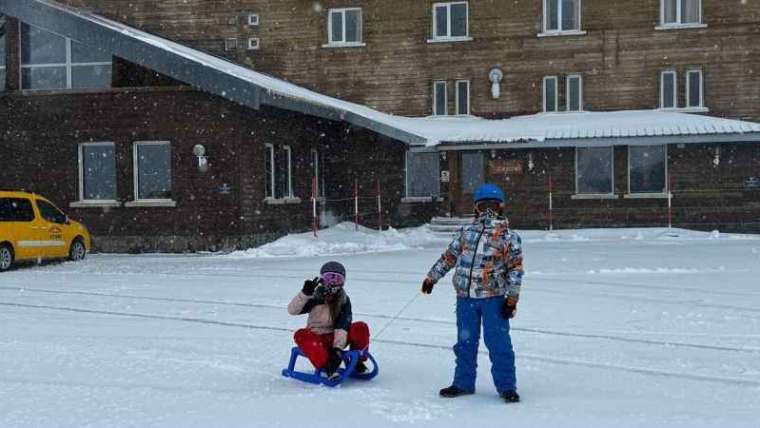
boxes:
[354,360,368,374]
[439,385,474,398]
[500,390,520,403]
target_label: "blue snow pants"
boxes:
[453,296,516,393]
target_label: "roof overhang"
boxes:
[0,0,428,146]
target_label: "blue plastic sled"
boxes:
[281,346,379,387]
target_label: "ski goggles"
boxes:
[320,271,345,288]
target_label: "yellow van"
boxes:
[0,191,91,271]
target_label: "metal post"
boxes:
[312,176,318,238]
[548,174,554,231]
[354,179,359,231]
[668,174,673,230]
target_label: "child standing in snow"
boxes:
[288,261,370,379]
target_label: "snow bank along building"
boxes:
[1,0,760,252]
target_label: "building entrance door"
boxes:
[458,151,485,215]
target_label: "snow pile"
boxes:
[520,227,760,243]
[227,223,449,258]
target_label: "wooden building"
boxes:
[2,0,760,253]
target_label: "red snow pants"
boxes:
[293,322,370,369]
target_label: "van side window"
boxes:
[36,200,67,224]
[0,198,35,222]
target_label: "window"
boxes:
[629,146,667,194]
[0,15,6,90]
[0,198,35,222]
[36,200,67,224]
[79,143,117,202]
[247,38,260,50]
[432,2,469,40]
[311,149,325,198]
[265,144,275,199]
[248,14,260,26]
[133,142,172,201]
[660,70,677,109]
[328,8,362,45]
[543,76,558,112]
[20,23,112,90]
[576,147,614,194]
[566,74,583,112]
[224,38,238,51]
[686,69,703,108]
[455,80,470,115]
[544,0,581,33]
[661,0,702,26]
[265,144,294,200]
[405,151,440,198]
[433,81,447,115]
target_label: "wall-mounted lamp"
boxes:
[528,152,535,172]
[713,147,720,167]
[193,144,209,173]
[490,149,497,159]
[488,68,504,100]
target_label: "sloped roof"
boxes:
[2,0,760,150]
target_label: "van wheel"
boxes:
[0,244,14,272]
[68,239,86,262]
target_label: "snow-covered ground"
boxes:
[1,225,759,428]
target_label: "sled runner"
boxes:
[281,346,379,387]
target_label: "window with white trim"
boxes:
[265,144,295,199]
[79,142,117,202]
[686,69,703,108]
[0,16,6,91]
[576,147,614,194]
[660,70,677,109]
[247,38,260,50]
[405,151,440,198]
[432,2,469,40]
[328,8,362,45]
[544,0,581,33]
[133,142,172,201]
[20,23,112,90]
[566,74,583,112]
[661,0,701,26]
[629,145,667,194]
[248,14,260,26]
[433,80,447,116]
[455,80,470,115]
[543,76,558,112]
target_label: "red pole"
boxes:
[312,176,318,238]
[354,179,359,231]
[548,174,554,231]
[377,178,383,231]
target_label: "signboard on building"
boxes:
[489,159,523,175]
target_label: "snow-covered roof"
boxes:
[3,0,760,150]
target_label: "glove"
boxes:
[325,347,343,376]
[502,296,518,319]
[421,277,435,294]
[302,277,320,296]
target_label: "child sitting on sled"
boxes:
[287,261,370,380]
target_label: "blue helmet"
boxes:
[474,183,506,204]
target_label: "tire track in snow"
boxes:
[2,300,760,388]
[2,286,759,353]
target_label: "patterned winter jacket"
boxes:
[427,213,524,299]
[287,291,353,348]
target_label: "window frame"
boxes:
[77,141,117,204]
[574,146,615,196]
[566,74,583,112]
[542,0,584,35]
[433,80,448,116]
[20,23,112,91]
[543,76,559,112]
[660,70,678,110]
[265,143,275,199]
[627,145,669,196]
[685,68,704,109]
[404,150,441,199]
[132,141,173,204]
[247,13,260,26]
[431,1,470,41]
[247,38,260,50]
[659,0,703,27]
[455,80,470,116]
[283,145,294,199]
[327,7,363,46]
[0,18,5,91]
